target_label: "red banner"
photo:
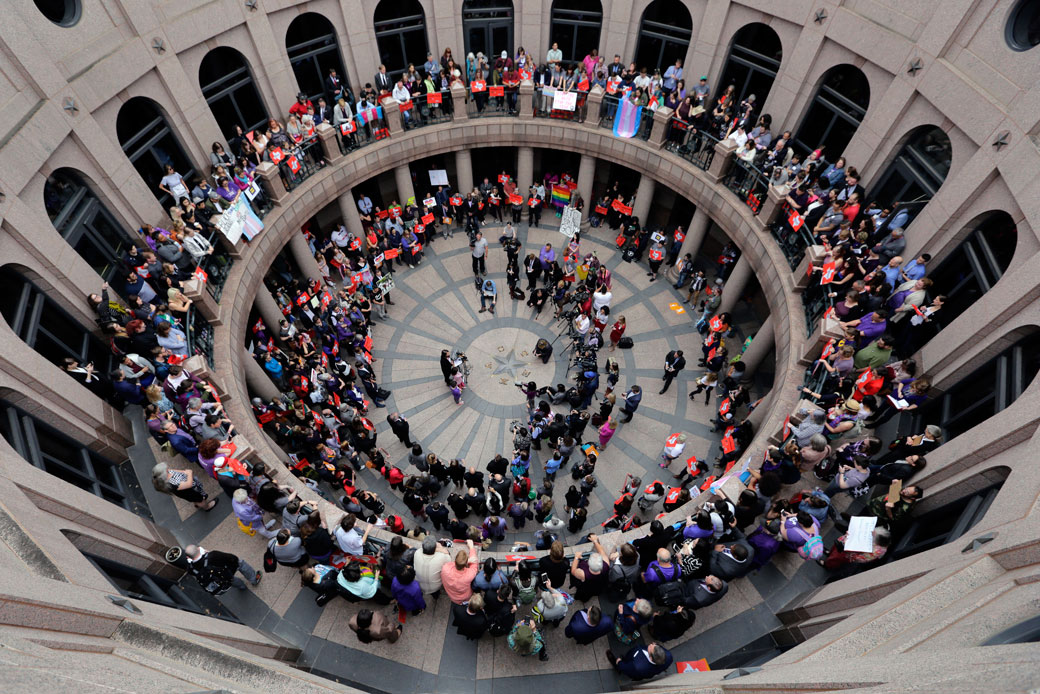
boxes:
[594,205,608,215]
[509,194,524,205]
[268,147,284,164]
[471,80,487,93]
[578,79,590,92]
[427,91,442,105]
[411,243,422,255]
[615,202,633,216]
[421,213,434,224]
[489,85,504,97]
[287,155,301,174]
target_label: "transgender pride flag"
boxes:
[357,106,383,126]
[613,93,642,139]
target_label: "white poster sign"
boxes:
[429,169,449,186]
[216,196,265,244]
[844,516,878,553]
[552,90,578,112]
[559,206,582,239]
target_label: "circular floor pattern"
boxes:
[355,220,763,545]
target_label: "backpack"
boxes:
[655,580,685,607]
[487,608,515,637]
[799,535,824,561]
[513,575,539,604]
[618,336,634,349]
[191,554,234,594]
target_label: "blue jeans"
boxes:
[481,295,496,310]
[231,558,260,589]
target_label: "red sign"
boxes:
[489,85,505,97]
[427,91,442,105]
[389,205,402,217]
[676,660,710,674]
[411,243,422,255]
[789,211,804,230]
[782,415,791,440]
[286,155,301,174]
[268,147,284,164]
[504,554,535,562]
[594,205,608,215]
[340,121,357,135]
[450,195,464,206]
[578,79,590,92]
[528,197,539,208]
[820,261,837,284]
[193,267,208,283]
[399,100,413,112]
[498,174,509,184]
[414,224,425,235]
[519,69,532,81]
[615,202,633,216]
[421,213,434,225]
[384,248,400,259]
[746,193,762,213]
[509,194,524,205]
[471,80,487,93]
[376,209,389,220]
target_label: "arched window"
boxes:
[550,0,602,63]
[43,168,134,282]
[199,47,268,140]
[0,266,113,372]
[927,212,1016,330]
[634,0,692,73]
[463,0,514,62]
[0,400,131,510]
[913,330,1040,442]
[374,0,429,78]
[869,125,952,228]
[792,64,870,158]
[286,13,351,103]
[716,23,782,108]
[116,97,195,206]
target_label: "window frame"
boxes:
[373,0,430,78]
[286,13,352,103]
[199,48,269,139]
[549,0,603,63]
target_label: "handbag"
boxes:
[237,518,257,536]
[799,535,824,561]
[263,545,278,573]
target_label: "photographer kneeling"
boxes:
[534,339,553,364]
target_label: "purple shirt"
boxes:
[539,247,555,269]
[857,312,887,343]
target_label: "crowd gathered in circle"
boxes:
[65,40,946,683]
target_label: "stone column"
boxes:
[679,207,711,260]
[254,289,286,344]
[718,255,752,314]
[451,82,468,121]
[518,80,534,120]
[394,164,416,207]
[255,162,287,205]
[584,85,604,131]
[244,350,281,401]
[288,229,323,283]
[631,174,656,226]
[576,153,597,216]
[380,96,403,133]
[517,146,534,191]
[649,107,673,148]
[338,191,366,239]
[456,149,474,195]
[758,184,786,229]
[316,123,342,165]
[739,314,775,378]
[707,139,737,184]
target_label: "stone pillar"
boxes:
[288,229,323,283]
[679,207,711,260]
[517,146,534,191]
[394,164,416,207]
[795,245,828,293]
[316,122,342,165]
[255,162,287,205]
[180,277,221,325]
[739,315,775,378]
[456,149,474,195]
[631,174,656,227]
[451,82,468,121]
[718,255,752,314]
[518,80,534,120]
[584,85,604,131]
[338,191,366,239]
[244,350,281,401]
[707,139,737,184]
[758,184,786,230]
[254,289,286,345]
[380,96,403,134]
[649,107,673,148]
[576,153,597,218]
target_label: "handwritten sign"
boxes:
[552,90,578,111]
[844,516,878,553]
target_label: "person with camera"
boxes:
[533,339,553,364]
[479,277,497,314]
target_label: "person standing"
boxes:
[184,544,261,594]
[441,538,480,604]
[471,231,489,276]
[660,349,686,394]
[620,385,642,422]
[440,349,454,386]
[387,412,415,447]
[606,643,674,681]
[647,239,665,282]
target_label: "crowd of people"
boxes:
[58,37,959,684]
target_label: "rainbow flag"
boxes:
[613,93,642,139]
[551,183,571,206]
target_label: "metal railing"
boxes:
[466,86,520,118]
[771,202,818,270]
[664,120,718,171]
[199,230,234,303]
[400,91,453,130]
[281,139,325,192]
[533,88,588,122]
[186,306,215,368]
[598,95,654,140]
[803,281,836,337]
[723,158,769,215]
[335,109,391,155]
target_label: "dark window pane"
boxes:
[286,13,350,102]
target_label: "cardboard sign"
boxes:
[427,91,442,105]
[471,80,487,93]
[559,206,581,239]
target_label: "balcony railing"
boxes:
[664,120,718,171]
[533,87,588,122]
[399,91,453,130]
[723,158,769,215]
[335,108,391,155]
[466,86,519,118]
[199,230,234,303]
[280,139,325,192]
[771,203,818,270]
[598,95,654,140]
[186,306,215,368]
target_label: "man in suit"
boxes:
[326,68,345,103]
[709,541,755,581]
[660,349,686,394]
[606,642,673,681]
[375,65,392,94]
[314,97,331,126]
[684,574,728,609]
[565,605,614,644]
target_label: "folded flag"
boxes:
[612,93,642,139]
